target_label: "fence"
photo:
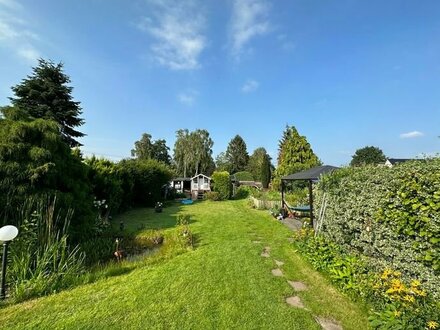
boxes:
[249,196,281,210]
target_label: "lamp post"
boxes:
[0,225,18,300]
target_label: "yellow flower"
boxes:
[411,280,421,287]
[403,295,415,303]
[393,310,401,317]
[381,268,392,279]
[418,289,427,297]
[393,271,402,277]
[427,320,439,329]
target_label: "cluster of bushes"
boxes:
[210,171,232,200]
[293,159,440,328]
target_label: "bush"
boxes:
[315,160,440,297]
[211,171,232,200]
[204,191,221,201]
[234,186,253,199]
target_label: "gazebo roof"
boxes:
[281,165,339,181]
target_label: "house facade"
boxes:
[171,174,211,200]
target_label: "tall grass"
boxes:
[4,196,85,302]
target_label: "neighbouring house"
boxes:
[170,174,211,200]
[384,158,416,167]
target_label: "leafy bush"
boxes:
[233,171,254,181]
[211,171,232,200]
[315,160,440,298]
[204,191,221,201]
[233,186,253,199]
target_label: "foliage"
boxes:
[293,230,439,329]
[233,186,253,200]
[204,191,221,201]
[211,171,232,200]
[117,158,174,208]
[85,156,124,214]
[131,133,171,165]
[350,145,386,166]
[215,151,231,172]
[225,134,249,174]
[8,59,84,147]
[233,171,254,181]
[247,147,267,181]
[315,160,440,297]
[173,129,214,177]
[261,153,271,188]
[273,125,319,189]
[0,116,95,237]
[6,197,85,302]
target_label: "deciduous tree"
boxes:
[350,146,386,166]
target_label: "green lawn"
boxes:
[0,200,369,329]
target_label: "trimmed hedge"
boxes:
[315,159,440,298]
[211,171,232,200]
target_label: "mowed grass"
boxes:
[0,200,369,329]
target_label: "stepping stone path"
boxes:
[275,260,284,267]
[315,317,343,330]
[261,246,271,258]
[271,268,283,277]
[288,281,308,292]
[285,296,305,309]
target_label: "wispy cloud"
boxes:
[137,0,206,70]
[400,131,424,139]
[0,0,40,62]
[241,79,259,93]
[178,90,198,106]
[277,34,295,51]
[229,0,271,60]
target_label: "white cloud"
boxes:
[17,46,40,61]
[241,79,259,93]
[400,131,424,139]
[137,1,206,70]
[0,0,40,62]
[230,0,271,59]
[177,90,198,106]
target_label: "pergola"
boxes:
[281,165,339,228]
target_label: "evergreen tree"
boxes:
[9,59,85,147]
[225,135,249,174]
[275,125,319,179]
[247,147,269,181]
[350,146,386,166]
[261,153,271,189]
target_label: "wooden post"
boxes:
[281,180,285,210]
[308,180,314,229]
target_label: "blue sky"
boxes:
[1,0,439,165]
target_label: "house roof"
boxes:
[386,158,416,165]
[172,177,191,181]
[191,173,211,180]
[281,165,339,181]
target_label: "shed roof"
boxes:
[281,165,339,181]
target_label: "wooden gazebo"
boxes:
[281,165,339,228]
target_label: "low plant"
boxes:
[204,191,221,201]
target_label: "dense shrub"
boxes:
[85,157,124,214]
[0,118,95,239]
[233,186,253,199]
[117,159,174,208]
[211,171,232,200]
[204,191,221,201]
[299,159,440,328]
[315,160,440,297]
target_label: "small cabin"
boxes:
[171,174,211,200]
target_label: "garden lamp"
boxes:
[0,225,18,299]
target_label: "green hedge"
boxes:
[211,171,231,200]
[315,159,440,298]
